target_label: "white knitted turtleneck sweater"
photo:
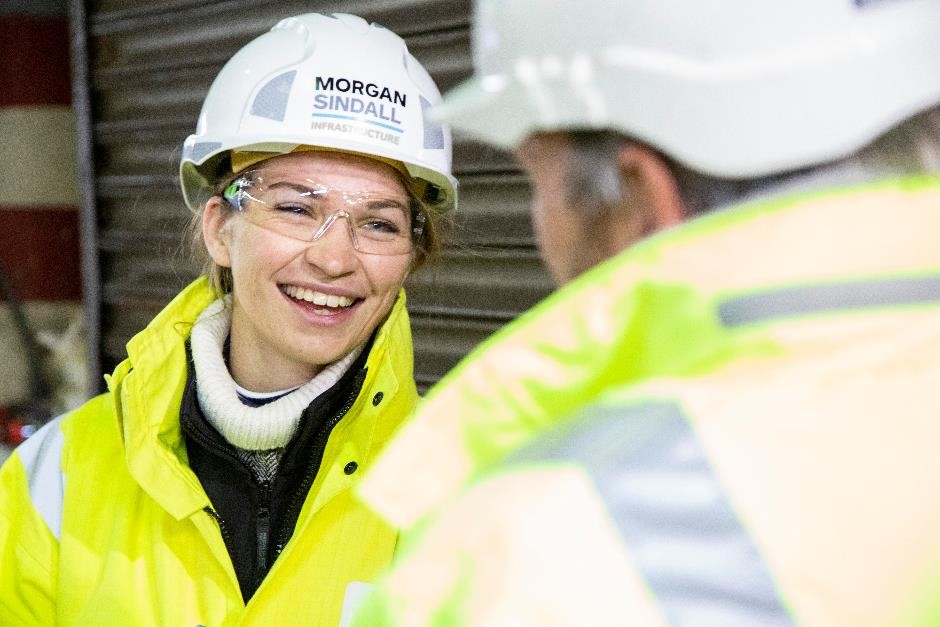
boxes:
[190,297,364,451]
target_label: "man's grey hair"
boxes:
[566,104,940,218]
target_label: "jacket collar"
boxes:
[108,277,414,520]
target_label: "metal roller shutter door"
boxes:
[72,0,552,391]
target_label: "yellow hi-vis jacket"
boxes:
[0,278,418,626]
[355,177,940,626]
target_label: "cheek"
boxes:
[228,229,290,276]
[529,191,559,251]
[362,256,411,299]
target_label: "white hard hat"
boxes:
[434,0,940,178]
[180,13,457,211]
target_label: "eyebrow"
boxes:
[364,198,410,212]
[265,181,410,211]
[266,181,327,195]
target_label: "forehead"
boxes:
[250,151,410,197]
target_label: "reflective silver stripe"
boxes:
[420,95,445,149]
[250,70,296,121]
[511,401,794,626]
[183,141,222,163]
[15,416,66,540]
[719,275,940,327]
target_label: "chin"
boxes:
[297,343,351,368]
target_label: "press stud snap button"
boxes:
[344,461,358,475]
[372,391,384,406]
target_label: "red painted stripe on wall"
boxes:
[0,206,81,301]
[0,16,70,107]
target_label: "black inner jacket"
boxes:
[180,339,371,602]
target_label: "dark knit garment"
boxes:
[233,390,294,484]
[180,341,371,602]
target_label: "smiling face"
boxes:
[203,151,415,391]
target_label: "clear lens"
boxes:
[224,174,421,256]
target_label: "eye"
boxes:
[276,203,311,215]
[362,218,402,234]
[358,200,410,237]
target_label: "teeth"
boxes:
[285,285,353,308]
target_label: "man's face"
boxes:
[515,133,598,285]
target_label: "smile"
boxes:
[282,284,356,308]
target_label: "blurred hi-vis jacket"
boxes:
[356,177,940,626]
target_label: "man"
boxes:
[354,0,940,624]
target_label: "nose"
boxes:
[303,212,359,275]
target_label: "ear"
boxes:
[616,143,686,232]
[202,197,233,268]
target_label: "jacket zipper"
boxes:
[204,505,233,546]
[272,370,366,556]
[256,479,272,590]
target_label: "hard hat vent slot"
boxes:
[250,70,297,121]
[421,95,445,149]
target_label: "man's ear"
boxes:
[617,143,686,232]
[202,197,233,268]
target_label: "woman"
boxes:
[0,13,455,626]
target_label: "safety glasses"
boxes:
[223,173,424,256]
